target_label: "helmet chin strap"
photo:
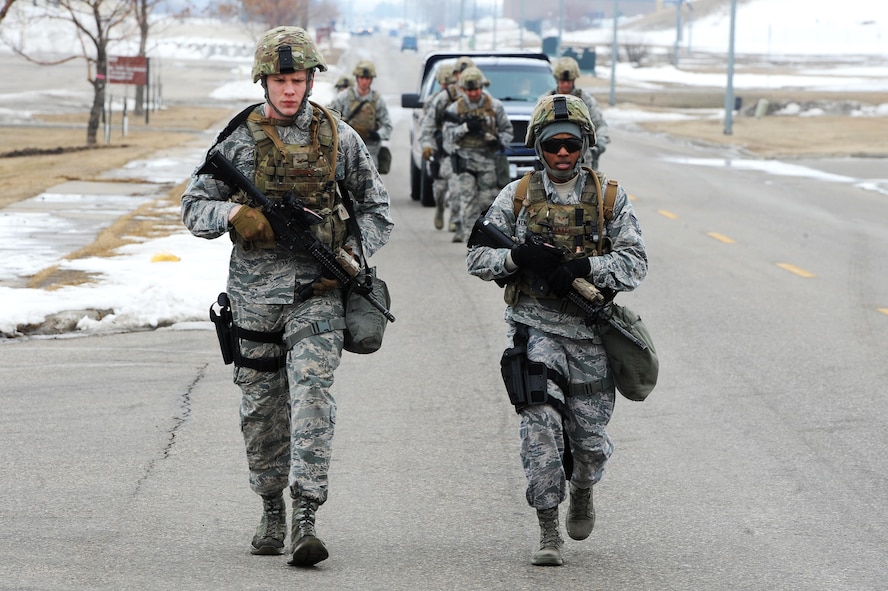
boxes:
[262,71,315,121]
[535,136,588,182]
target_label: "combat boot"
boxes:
[531,507,564,566]
[287,495,328,566]
[565,483,595,541]
[250,492,286,555]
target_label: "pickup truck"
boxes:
[401,51,553,206]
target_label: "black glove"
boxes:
[368,130,381,141]
[466,118,484,133]
[510,243,562,275]
[547,257,592,298]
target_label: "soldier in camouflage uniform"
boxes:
[329,60,393,171]
[181,26,393,567]
[442,66,513,243]
[466,95,647,566]
[541,56,610,170]
[419,62,461,230]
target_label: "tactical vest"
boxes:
[455,95,498,149]
[244,103,347,251]
[344,90,378,141]
[505,169,618,303]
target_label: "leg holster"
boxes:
[209,293,285,372]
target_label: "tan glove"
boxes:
[230,205,274,243]
[311,276,339,295]
[422,147,435,161]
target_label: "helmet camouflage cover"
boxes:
[436,62,456,86]
[335,75,351,89]
[552,56,581,81]
[453,56,476,74]
[353,60,377,78]
[252,26,328,83]
[459,66,486,90]
[525,94,596,147]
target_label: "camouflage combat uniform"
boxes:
[181,102,393,505]
[419,84,462,226]
[466,168,647,509]
[442,89,512,241]
[329,87,393,170]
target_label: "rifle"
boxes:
[198,151,396,323]
[468,216,645,347]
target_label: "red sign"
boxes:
[108,56,149,85]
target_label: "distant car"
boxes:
[400,51,553,205]
[400,35,418,52]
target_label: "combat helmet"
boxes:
[353,60,377,78]
[453,56,476,74]
[252,26,328,83]
[552,56,581,82]
[335,75,351,90]
[525,94,596,148]
[436,62,456,86]
[459,66,487,90]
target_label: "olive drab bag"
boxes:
[597,303,658,401]
[512,170,659,401]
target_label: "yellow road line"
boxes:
[776,263,816,278]
[707,232,735,244]
[658,210,678,219]
[878,308,888,316]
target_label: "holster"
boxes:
[208,292,286,372]
[209,292,236,365]
[500,324,551,412]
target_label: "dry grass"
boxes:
[0,106,232,210]
[637,115,888,158]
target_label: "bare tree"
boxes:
[4,0,135,146]
[0,0,18,24]
[218,0,337,30]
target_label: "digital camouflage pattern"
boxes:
[181,102,393,503]
[466,167,647,509]
[419,82,463,224]
[251,26,328,83]
[539,90,611,168]
[442,87,513,239]
[329,86,393,169]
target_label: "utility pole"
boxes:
[673,0,684,67]
[609,0,618,106]
[724,0,738,135]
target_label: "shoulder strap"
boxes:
[603,178,618,222]
[310,100,340,185]
[512,172,534,218]
[210,102,262,148]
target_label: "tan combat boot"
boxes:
[287,495,329,566]
[531,507,564,566]
[250,492,286,555]
[565,483,595,541]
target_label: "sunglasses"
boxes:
[540,137,583,154]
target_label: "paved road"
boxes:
[2,35,888,591]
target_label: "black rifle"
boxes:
[198,151,395,323]
[468,216,644,347]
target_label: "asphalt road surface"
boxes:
[2,36,887,591]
